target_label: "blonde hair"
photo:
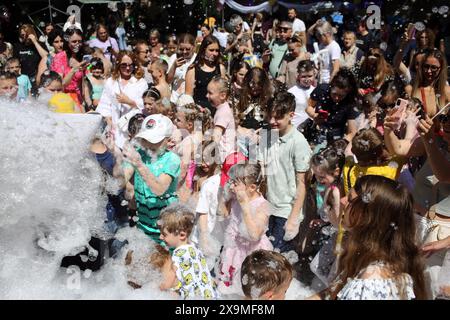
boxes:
[177,103,213,134]
[158,203,195,237]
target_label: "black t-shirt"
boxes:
[13,42,42,81]
[310,84,359,140]
[356,32,379,54]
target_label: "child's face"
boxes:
[159,227,180,248]
[7,62,21,76]
[297,71,315,88]
[174,111,189,130]
[45,80,63,93]
[206,82,225,107]
[312,165,336,187]
[235,67,248,86]
[0,78,18,99]
[143,97,158,115]
[167,43,177,56]
[91,68,103,78]
[268,111,293,133]
[149,63,161,80]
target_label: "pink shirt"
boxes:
[214,102,236,163]
[50,51,85,105]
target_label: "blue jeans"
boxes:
[267,215,296,253]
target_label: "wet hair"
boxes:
[241,249,293,299]
[327,175,427,300]
[297,60,316,74]
[177,103,212,134]
[128,113,145,137]
[158,203,195,237]
[351,128,389,165]
[268,90,296,118]
[237,67,272,119]
[311,146,345,175]
[0,71,17,82]
[40,70,62,88]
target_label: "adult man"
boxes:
[356,17,379,54]
[287,8,306,45]
[340,31,364,69]
[134,40,153,85]
[263,21,292,79]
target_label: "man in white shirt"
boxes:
[288,8,306,44]
[315,21,341,84]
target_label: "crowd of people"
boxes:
[1,4,450,301]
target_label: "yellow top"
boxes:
[342,156,405,195]
[48,93,76,114]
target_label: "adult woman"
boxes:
[309,175,427,300]
[356,47,396,96]
[38,22,54,52]
[407,29,436,68]
[88,24,119,62]
[97,50,148,149]
[50,28,88,111]
[225,14,253,58]
[36,29,65,86]
[14,24,48,83]
[185,35,226,115]
[305,69,358,150]
[406,48,450,118]
[148,29,164,62]
[167,33,197,104]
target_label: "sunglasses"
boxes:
[120,63,135,69]
[422,63,440,72]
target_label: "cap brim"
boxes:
[135,132,166,144]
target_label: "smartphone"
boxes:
[391,98,408,129]
[407,23,416,40]
[82,55,91,63]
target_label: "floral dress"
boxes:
[336,261,416,300]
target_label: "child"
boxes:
[308,146,345,287]
[6,57,31,101]
[37,71,63,105]
[258,91,312,253]
[343,127,404,195]
[191,140,223,269]
[241,249,293,300]
[308,175,427,300]
[288,60,316,129]
[173,103,212,192]
[83,58,105,111]
[0,71,18,101]
[207,75,237,163]
[149,59,171,100]
[218,163,273,296]
[158,203,220,300]
[142,87,161,116]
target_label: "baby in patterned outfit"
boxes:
[156,203,220,299]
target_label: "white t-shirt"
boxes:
[213,30,229,49]
[168,53,197,103]
[288,84,315,128]
[96,76,148,148]
[292,18,306,34]
[318,40,341,84]
[214,102,236,163]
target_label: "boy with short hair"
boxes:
[241,249,293,300]
[0,71,18,101]
[288,60,316,128]
[158,203,220,300]
[149,59,171,100]
[258,91,312,253]
[6,57,31,101]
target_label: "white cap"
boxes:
[135,114,173,143]
[176,94,195,107]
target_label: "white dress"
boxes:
[337,262,416,300]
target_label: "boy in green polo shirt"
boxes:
[121,114,181,245]
[258,91,311,252]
